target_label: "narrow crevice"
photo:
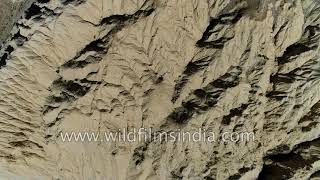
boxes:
[169,66,241,123]
[12,30,28,46]
[9,140,44,149]
[100,8,154,26]
[172,57,213,103]
[53,79,91,97]
[196,9,244,48]
[277,24,320,65]
[62,56,101,68]
[228,167,253,180]
[0,45,14,67]
[310,170,320,179]
[60,0,85,6]
[25,3,42,20]
[222,104,249,125]
[47,91,75,104]
[37,0,50,3]
[278,43,312,65]
[258,138,320,180]
[132,144,148,166]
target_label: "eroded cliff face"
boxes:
[0,0,320,179]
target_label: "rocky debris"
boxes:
[0,0,320,179]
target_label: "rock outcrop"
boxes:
[0,0,320,179]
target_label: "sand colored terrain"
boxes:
[0,0,320,179]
